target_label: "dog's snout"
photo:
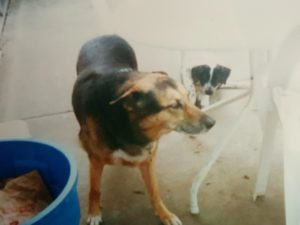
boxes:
[203,116,215,129]
[205,88,213,95]
[175,109,215,134]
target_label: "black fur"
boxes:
[211,65,231,87]
[123,90,163,117]
[191,64,231,88]
[191,65,211,85]
[72,35,162,155]
[76,35,138,75]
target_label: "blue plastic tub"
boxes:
[0,140,80,225]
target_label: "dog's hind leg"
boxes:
[138,144,182,225]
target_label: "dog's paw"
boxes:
[162,214,183,225]
[87,214,103,225]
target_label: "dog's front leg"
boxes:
[87,156,105,225]
[139,150,182,225]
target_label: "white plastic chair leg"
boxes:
[253,111,279,200]
[190,100,250,214]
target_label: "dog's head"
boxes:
[110,72,215,141]
[191,65,231,96]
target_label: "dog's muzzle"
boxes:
[175,115,215,134]
[205,88,213,95]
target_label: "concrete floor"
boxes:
[0,1,285,225]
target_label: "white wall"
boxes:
[91,0,300,48]
[90,0,300,82]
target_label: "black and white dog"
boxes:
[191,64,231,108]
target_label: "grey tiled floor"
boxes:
[0,1,284,225]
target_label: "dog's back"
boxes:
[73,35,147,151]
[76,35,138,75]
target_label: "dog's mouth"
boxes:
[175,116,215,134]
[175,124,208,134]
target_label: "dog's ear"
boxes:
[211,65,231,86]
[110,88,161,115]
[109,87,136,105]
[151,71,168,76]
[121,90,146,111]
[191,65,211,85]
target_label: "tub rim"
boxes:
[0,139,79,225]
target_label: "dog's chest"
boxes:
[111,148,151,164]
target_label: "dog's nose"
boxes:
[203,115,215,130]
[205,88,213,95]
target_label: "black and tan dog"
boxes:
[72,35,215,225]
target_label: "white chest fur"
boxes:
[112,149,151,163]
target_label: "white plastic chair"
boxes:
[273,88,300,225]
[190,26,300,217]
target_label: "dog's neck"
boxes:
[101,111,154,155]
[121,142,154,156]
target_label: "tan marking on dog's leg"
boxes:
[138,144,182,225]
[88,156,104,216]
[86,154,106,225]
[79,118,107,225]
